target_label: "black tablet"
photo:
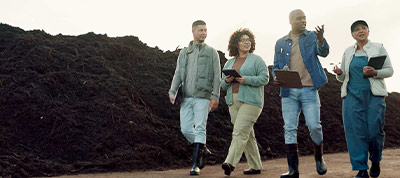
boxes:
[364,56,387,78]
[222,69,241,78]
[368,56,386,70]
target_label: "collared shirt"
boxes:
[184,42,201,97]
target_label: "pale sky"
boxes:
[1,0,399,92]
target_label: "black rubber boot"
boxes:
[369,162,380,178]
[190,143,202,176]
[314,142,327,175]
[355,170,369,178]
[221,162,235,176]
[198,144,211,169]
[280,144,299,178]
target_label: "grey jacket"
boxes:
[169,41,221,99]
[336,40,394,97]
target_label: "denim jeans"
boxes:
[281,87,323,145]
[180,97,210,144]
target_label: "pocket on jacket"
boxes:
[198,63,208,78]
[377,79,387,90]
[197,78,212,92]
[198,55,210,64]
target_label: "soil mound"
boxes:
[0,23,399,177]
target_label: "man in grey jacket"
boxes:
[168,20,221,176]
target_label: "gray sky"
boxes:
[1,0,399,92]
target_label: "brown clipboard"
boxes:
[274,70,303,88]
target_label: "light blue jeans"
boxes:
[180,97,210,144]
[281,87,323,145]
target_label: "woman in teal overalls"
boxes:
[333,20,394,178]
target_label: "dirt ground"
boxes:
[43,148,400,178]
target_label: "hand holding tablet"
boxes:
[364,55,386,78]
[222,69,241,78]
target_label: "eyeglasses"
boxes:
[239,38,251,43]
[352,26,368,33]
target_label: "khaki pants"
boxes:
[224,94,262,170]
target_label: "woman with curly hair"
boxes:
[220,28,269,176]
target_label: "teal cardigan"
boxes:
[221,53,269,108]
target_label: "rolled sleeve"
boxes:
[316,39,329,57]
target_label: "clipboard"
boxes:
[173,83,183,105]
[274,70,303,88]
[222,69,241,78]
[364,55,387,78]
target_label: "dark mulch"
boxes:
[0,23,399,177]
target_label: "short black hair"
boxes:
[351,20,368,32]
[192,20,206,29]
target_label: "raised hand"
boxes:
[332,65,343,75]
[314,25,325,45]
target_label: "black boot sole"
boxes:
[189,172,199,176]
[369,165,380,178]
[199,149,211,169]
[222,163,233,176]
[190,169,200,176]
[280,171,299,178]
[316,161,327,175]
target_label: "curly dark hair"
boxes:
[228,28,256,57]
